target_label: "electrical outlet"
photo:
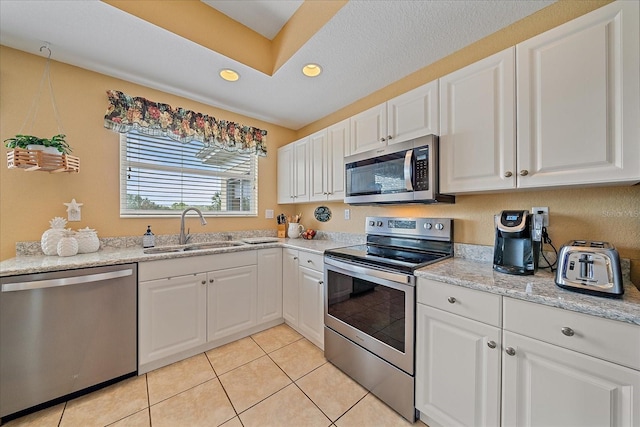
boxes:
[344,209,350,220]
[265,209,274,219]
[532,206,549,226]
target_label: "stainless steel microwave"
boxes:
[344,135,454,205]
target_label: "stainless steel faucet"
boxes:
[179,207,207,245]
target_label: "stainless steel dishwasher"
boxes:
[0,263,137,420]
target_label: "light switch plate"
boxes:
[265,209,274,219]
[68,209,81,222]
[344,209,350,220]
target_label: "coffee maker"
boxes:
[493,210,543,275]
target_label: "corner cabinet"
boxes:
[279,119,349,204]
[277,138,310,204]
[516,0,640,188]
[350,80,439,155]
[282,248,324,349]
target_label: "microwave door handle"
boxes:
[404,149,413,191]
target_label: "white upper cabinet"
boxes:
[387,80,439,145]
[277,144,294,204]
[350,102,388,154]
[277,137,310,204]
[439,47,516,193]
[310,129,329,202]
[350,81,439,155]
[326,119,349,200]
[517,0,640,188]
[310,119,349,202]
[440,1,639,194]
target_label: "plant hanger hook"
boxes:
[39,43,52,59]
[18,42,65,136]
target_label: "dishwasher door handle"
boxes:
[1,269,134,292]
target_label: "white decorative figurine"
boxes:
[41,217,68,256]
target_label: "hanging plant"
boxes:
[4,133,71,154]
[5,44,72,156]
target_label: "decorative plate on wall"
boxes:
[314,206,332,222]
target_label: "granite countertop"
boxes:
[416,257,640,326]
[0,237,351,277]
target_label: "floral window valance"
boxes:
[104,90,267,157]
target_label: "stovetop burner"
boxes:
[324,216,454,274]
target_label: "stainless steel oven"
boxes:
[324,217,453,422]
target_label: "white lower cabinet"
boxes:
[207,265,257,342]
[257,248,283,323]
[138,249,282,373]
[416,278,640,427]
[416,279,502,427]
[502,297,640,427]
[282,248,300,325]
[138,272,207,366]
[282,248,324,349]
[297,265,324,348]
[502,331,640,427]
[416,304,501,427]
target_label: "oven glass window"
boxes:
[327,270,406,352]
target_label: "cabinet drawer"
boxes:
[417,278,501,327]
[503,297,640,370]
[298,251,324,272]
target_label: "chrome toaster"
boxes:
[555,240,624,297]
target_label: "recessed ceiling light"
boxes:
[219,69,239,82]
[302,63,322,77]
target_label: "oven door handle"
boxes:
[404,149,413,191]
[324,257,414,286]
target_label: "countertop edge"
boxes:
[416,258,640,326]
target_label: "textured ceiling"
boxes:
[0,1,554,130]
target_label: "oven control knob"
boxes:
[369,221,375,226]
[435,223,444,230]
[424,223,432,230]
[376,221,383,227]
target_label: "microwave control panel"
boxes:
[414,147,429,191]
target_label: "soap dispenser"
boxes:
[143,225,155,248]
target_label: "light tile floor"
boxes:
[5,324,428,427]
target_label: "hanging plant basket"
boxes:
[4,45,79,172]
[7,148,79,173]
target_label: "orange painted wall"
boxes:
[0,45,296,260]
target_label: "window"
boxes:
[120,131,257,217]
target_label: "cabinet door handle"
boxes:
[201,280,206,285]
[380,137,386,142]
[209,279,214,283]
[319,280,324,285]
[387,135,392,140]
[307,259,313,264]
[519,169,529,176]
[561,327,575,337]
[504,171,513,178]
[487,340,497,349]
[293,257,298,260]
[447,296,456,304]
[505,347,516,356]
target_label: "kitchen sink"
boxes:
[143,241,245,254]
[183,241,245,251]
